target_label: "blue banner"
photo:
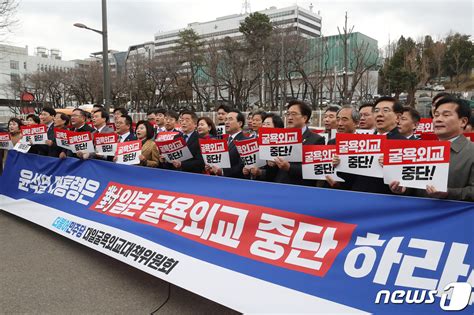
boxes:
[1,150,473,314]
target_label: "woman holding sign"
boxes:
[2,118,23,169]
[8,118,23,146]
[135,120,159,168]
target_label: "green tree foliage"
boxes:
[239,12,273,50]
[383,37,418,99]
[443,33,473,87]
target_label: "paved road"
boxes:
[0,211,238,314]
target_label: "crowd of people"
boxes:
[1,92,473,202]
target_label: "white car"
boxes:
[433,85,445,91]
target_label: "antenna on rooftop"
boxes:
[241,0,251,14]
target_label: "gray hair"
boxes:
[337,105,360,123]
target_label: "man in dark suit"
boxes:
[334,97,406,194]
[390,97,473,201]
[80,108,115,160]
[59,108,95,159]
[209,109,247,179]
[272,100,325,186]
[167,110,205,174]
[116,115,137,142]
[163,110,181,133]
[38,107,57,156]
[398,107,420,140]
[91,108,114,134]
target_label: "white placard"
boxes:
[259,144,303,162]
[13,142,31,153]
[302,163,345,181]
[116,141,142,165]
[337,153,383,178]
[383,163,449,192]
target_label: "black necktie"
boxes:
[183,134,188,142]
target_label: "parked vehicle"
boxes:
[433,85,445,91]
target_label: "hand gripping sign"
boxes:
[234,138,266,169]
[258,127,303,162]
[156,137,193,163]
[54,129,71,150]
[94,133,118,156]
[116,140,142,165]
[67,131,95,154]
[336,133,386,178]
[20,124,48,144]
[0,132,13,150]
[199,138,231,168]
[415,118,434,135]
[302,145,345,182]
[155,131,180,142]
[383,140,450,191]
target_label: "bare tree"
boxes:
[345,40,379,102]
[66,63,102,104]
[217,36,260,110]
[296,36,331,109]
[0,0,18,40]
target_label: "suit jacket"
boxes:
[32,123,54,156]
[161,131,205,173]
[47,126,68,157]
[412,135,474,201]
[120,132,137,142]
[140,139,160,168]
[273,127,325,186]
[446,135,474,201]
[179,131,205,173]
[337,127,406,194]
[94,125,115,134]
[84,125,116,161]
[223,131,248,179]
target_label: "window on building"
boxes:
[10,60,19,70]
[23,62,27,70]
[10,73,20,82]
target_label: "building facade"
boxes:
[0,44,76,101]
[152,5,322,56]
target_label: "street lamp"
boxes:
[73,0,110,112]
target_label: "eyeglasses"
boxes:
[284,111,302,117]
[373,108,393,114]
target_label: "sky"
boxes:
[4,0,473,61]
